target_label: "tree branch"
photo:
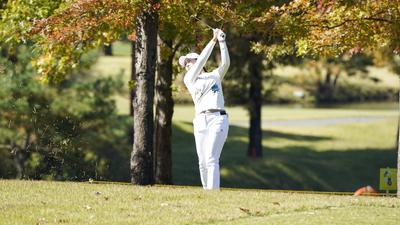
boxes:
[307,15,394,30]
[172,39,184,55]
[363,17,394,24]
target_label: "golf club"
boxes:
[189,15,214,30]
[215,14,225,29]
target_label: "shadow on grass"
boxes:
[172,123,397,192]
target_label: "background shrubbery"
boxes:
[0,46,131,181]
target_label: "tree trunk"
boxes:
[12,132,31,179]
[103,44,113,56]
[130,7,158,185]
[12,145,24,179]
[154,37,174,184]
[130,41,136,117]
[332,72,340,88]
[317,67,334,103]
[129,41,135,146]
[247,53,263,157]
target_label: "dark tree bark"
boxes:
[129,41,135,146]
[316,64,342,103]
[130,7,158,185]
[12,132,31,179]
[130,41,136,117]
[103,44,113,56]
[247,53,263,157]
[12,145,24,179]
[154,37,174,184]
[317,67,334,103]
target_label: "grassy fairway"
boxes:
[0,180,399,225]
[172,105,398,192]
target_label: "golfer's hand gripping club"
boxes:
[218,31,226,42]
[212,29,226,42]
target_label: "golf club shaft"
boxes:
[191,16,214,30]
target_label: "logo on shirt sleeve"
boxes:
[211,84,220,93]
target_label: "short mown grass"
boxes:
[0,180,399,225]
[172,105,398,192]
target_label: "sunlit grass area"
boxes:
[273,65,400,89]
[112,41,132,56]
[171,105,398,191]
[264,119,396,151]
[172,104,398,122]
[0,180,399,225]
[91,56,131,81]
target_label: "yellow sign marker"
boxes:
[379,168,397,191]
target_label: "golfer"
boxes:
[179,28,230,190]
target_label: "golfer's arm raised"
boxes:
[217,39,230,79]
[183,39,216,86]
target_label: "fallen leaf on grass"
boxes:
[56,218,68,223]
[239,207,264,216]
[239,207,251,215]
[254,211,263,216]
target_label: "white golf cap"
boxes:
[178,52,199,67]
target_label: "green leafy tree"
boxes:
[1,0,228,185]
[0,44,130,180]
[2,0,159,185]
[254,0,400,196]
[306,54,375,103]
[220,0,291,157]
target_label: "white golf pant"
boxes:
[193,112,229,190]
